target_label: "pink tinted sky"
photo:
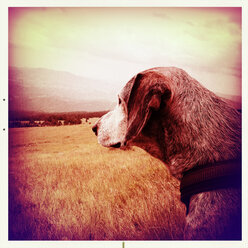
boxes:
[9,7,241,99]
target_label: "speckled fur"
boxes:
[93,67,241,240]
[127,67,241,180]
[184,188,241,240]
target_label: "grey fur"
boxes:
[93,67,241,240]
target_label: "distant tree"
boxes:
[29,120,35,127]
[47,116,54,123]
[44,120,52,126]
[64,119,69,125]
[70,117,80,125]
[51,118,58,126]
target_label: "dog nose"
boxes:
[110,142,121,148]
[92,124,98,136]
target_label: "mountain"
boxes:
[9,67,116,112]
[216,93,241,110]
[8,67,241,113]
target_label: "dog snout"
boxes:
[110,142,121,148]
[92,124,98,136]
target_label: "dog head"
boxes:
[92,69,172,148]
[92,67,241,177]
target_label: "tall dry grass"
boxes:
[9,120,186,240]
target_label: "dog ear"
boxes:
[125,71,171,140]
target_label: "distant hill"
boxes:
[9,67,116,113]
[8,67,241,113]
[216,92,241,110]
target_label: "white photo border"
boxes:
[1,1,247,248]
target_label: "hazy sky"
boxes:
[9,7,241,99]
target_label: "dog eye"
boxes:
[118,97,122,105]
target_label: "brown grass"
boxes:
[9,119,186,240]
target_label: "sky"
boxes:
[9,7,241,100]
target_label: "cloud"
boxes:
[9,7,241,97]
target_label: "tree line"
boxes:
[9,111,108,128]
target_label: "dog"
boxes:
[92,67,241,240]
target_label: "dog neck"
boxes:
[180,158,241,214]
[163,96,241,179]
[129,87,241,180]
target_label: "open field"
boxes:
[9,119,186,240]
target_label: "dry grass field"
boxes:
[9,119,186,240]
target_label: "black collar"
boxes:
[180,158,241,214]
